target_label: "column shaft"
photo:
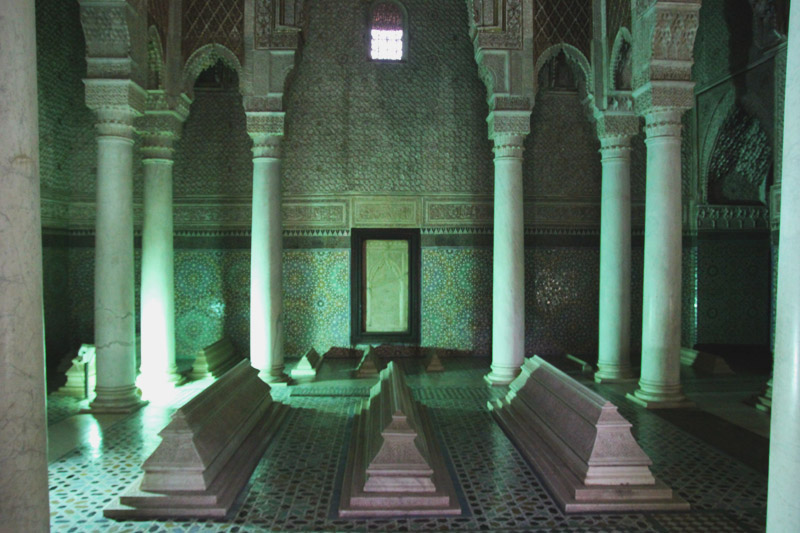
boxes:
[90,111,145,412]
[767,4,800,529]
[250,139,287,383]
[139,157,180,393]
[628,110,690,408]
[0,0,50,529]
[487,135,525,385]
[596,137,634,382]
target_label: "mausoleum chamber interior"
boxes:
[3,0,797,531]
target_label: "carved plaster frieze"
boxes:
[594,108,640,141]
[80,1,131,59]
[246,111,285,136]
[80,0,147,84]
[353,197,421,228]
[633,80,694,117]
[41,198,71,228]
[696,205,770,231]
[488,110,531,139]
[632,0,700,109]
[424,198,494,226]
[85,79,147,112]
[283,201,348,228]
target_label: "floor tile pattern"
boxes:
[48,359,767,532]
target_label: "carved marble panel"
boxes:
[365,240,409,333]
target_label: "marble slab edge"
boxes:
[103,402,290,520]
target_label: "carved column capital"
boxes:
[599,135,633,161]
[246,111,285,159]
[492,133,526,159]
[595,110,640,140]
[138,104,188,161]
[85,79,146,140]
[642,107,684,139]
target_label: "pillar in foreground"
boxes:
[767,4,800,530]
[595,133,636,383]
[0,0,50,529]
[86,80,146,413]
[138,119,184,398]
[627,108,692,408]
[486,130,528,385]
[248,119,288,384]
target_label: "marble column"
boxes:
[767,4,800,529]
[627,108,691,408]
[138,131,181,396]
[486,133,526,385]
[87,97,146,413]
[249,132,288,383]
[0,0,50,529]
[595,135,634,383]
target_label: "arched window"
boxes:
[369,1,406,61]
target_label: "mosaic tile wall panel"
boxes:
[282,0,494,194]
[283,250,351,358]
[49,243,718,374]
[172,89,254,197]
[525,247,600,358]
[523,91,602,201]
[421,248,492,353]
[696,237,771,346]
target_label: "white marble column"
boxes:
[486,133,526,385]
[767,4,800,529]
[87,99,146,413]
[627,108,691,408]
[138,132,181,396]
[0,1,50,529]
[595,135,634,383]
[249,132,288,383]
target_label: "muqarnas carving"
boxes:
[339,362,460,517]
[707,105,772,205]
[104,361,289,519]
[490,356,689,512]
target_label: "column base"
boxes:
[626,387,694,409]
[84,385,148,414]
[594,366,636,384]
[259,369,291,386]
[484,366,521,386]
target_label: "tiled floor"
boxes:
[47,357,769,532]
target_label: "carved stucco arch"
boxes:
[182,43,244,95]
[533,43,592,95]
[146,25,165,91]
[609,27,633,91]
[699,89,736,203]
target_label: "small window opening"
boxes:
[370,2,404,61]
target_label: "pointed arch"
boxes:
[609,27,633,91]
[146,25,165,90]
[533,43,592,94]
[182,43,243,94]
